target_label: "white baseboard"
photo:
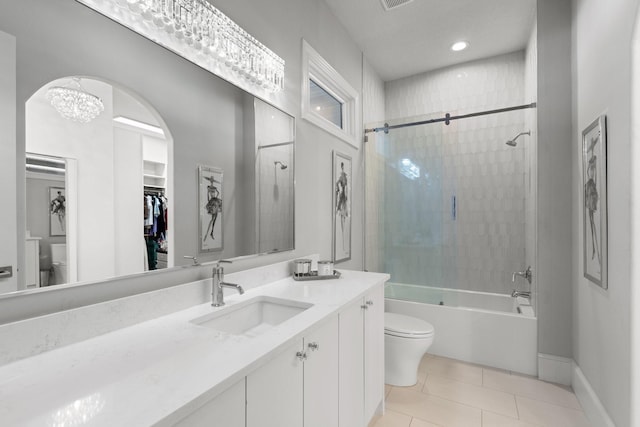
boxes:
[572,362,615,427]
[538,353,572,385]
[538,355,616,426]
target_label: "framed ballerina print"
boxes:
[581,115,607,289]
[198,165,224,252]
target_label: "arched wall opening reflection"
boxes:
[25,76,174,289]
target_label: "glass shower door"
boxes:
[365,113,450,289]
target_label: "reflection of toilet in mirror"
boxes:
[50,243,67,285]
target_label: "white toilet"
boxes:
[50,243,68,285]
[384,312,435,386]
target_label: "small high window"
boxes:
[302,40,360,148]
[309,79,343,129]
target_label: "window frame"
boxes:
[301,40,360,149]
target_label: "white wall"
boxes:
[0,30,17,293]
[571,0,638,425]
[113,127,144,276]
[632,8,640,427]
[536,0,573,362]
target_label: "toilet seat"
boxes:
[384,312,434,339]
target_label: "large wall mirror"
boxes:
[0,0,295,296]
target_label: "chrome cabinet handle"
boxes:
[308,342,319,351]
[296,351,307,361]
[0,266,13,279]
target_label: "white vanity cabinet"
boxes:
[363,285,385,422]
[246,316,340,427]
[339,285,385,426]
[246,338,304,427]
[303,316,340,427]
[174,379,245,427]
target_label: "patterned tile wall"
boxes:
[524,23,538,304]
[257,143,294,253]
[363,59,387,274]
[382,52,531,294]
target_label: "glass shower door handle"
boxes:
[451,196,457,221]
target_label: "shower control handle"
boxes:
[296,351,307,361]
[512,266,533,284]
[361,304,369,310]
[366,300,374,306]
[307,342,319,351]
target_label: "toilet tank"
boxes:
[50,243,67,264]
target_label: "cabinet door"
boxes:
[364,285,385,423]
[304,316,339,427]
[338,299,365,427]
[246,338,303,427]
[175,379,245,427]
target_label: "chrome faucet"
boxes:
[511,290,531,298]
[212,259,244,307]
[512,266,533,284]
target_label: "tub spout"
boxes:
[511,290,531,298]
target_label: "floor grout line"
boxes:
[514,391,521,420]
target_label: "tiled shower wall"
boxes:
[363,58,386,274]
[257,143,294,253]
[382,51,530,294]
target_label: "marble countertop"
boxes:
[0,269,388,426]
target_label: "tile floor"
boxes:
[369,354,592,427]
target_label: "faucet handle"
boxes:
[512,266,533,284]
[213,259,232,275]
[183,255,200,266]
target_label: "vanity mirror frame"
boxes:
[0,0,297,312]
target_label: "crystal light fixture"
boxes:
[46,78,105,123]
[75,0,285,94]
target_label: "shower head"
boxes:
[506,130,531,147]
[274,161,288,170]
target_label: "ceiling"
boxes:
[322,0,537,82]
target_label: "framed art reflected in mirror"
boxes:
[49,187,66,237]
[199,165,223,253]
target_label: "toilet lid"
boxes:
[384,312,434,338]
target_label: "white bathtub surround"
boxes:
[385,283,537,375]
[538,353,572,386]
[0,266,387,426]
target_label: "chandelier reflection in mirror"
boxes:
[75,0,285,94]
[46,77,105,123]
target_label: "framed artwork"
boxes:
[198,165,224,252]
[332,151,352,263]
[49,187,66,237]
[581,115,607,289]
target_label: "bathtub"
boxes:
[384,282,537,376]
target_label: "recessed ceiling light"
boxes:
[451,41,469,52]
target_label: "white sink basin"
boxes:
[191,296,313,337]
